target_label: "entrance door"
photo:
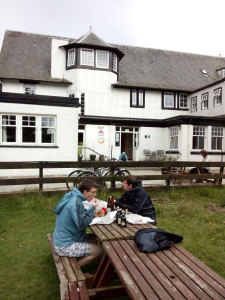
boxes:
[121,133,133,160]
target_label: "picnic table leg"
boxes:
[91,254,114,288]
[219,167,224,185]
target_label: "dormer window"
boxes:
[67,49,76,67]
[81,48,94,66]
[96,50,109,69]
[214,88,222,106]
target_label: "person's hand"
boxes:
[91,198,98,208]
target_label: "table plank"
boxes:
[126,240,188,300]
[103,241,146,300]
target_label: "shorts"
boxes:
[54,240,91,257]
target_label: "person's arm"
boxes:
[71,200,95,231]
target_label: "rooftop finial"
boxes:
[90,26,92,31]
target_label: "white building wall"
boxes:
[51,38,68,79]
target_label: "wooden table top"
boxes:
[101,239,225,300]
[89,222,155,242]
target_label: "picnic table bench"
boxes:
[47,233,89,300]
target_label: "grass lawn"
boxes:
[0,186,225,300]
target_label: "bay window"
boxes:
[96,50,109,68]
[169,127,178,149]
[211,127,223,150]
[193,126,205,149]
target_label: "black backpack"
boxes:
[134,228,183,253]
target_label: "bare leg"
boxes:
[77,240,103,267]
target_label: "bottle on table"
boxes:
[107,195,115,212]
[117,209,122,226]
[116,207,121,223]
[121,210,127,228]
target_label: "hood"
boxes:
[53,187,85,214]
[134,180,143,190]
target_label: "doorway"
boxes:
[121,133,133,160]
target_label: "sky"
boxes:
[1,0,225,57]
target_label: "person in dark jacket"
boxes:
[115,175,156,225]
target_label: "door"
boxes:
[121,133,133,160]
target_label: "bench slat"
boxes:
[68,282,79,300]
[47,233,69,284]
[61,257,78,282]
[68,257,85,282]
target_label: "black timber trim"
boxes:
[0,77,72,85]
[165,150,180,154]
[0,145,58,148]
[112,83,192,93]
[80,114,225,127]
[191,151,225,155]
[0,92,79,107]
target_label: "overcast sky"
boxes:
[1,0,225,57]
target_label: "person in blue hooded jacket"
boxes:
[119,152,128,161]
[53,180,103,267]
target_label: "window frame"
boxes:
[163,92,175,109]
[213,87,222,106]
[0,114,56,146]
[169,127,179,149]
[96,50,109,69]
[211,127,223,150]
[191,96,197,112]
[192,126,205,149]
[67,48,76,67]
[130,89,145,108]
[178,93,188,109]
[24,84,36,94]
[112,53,118,72]
[80,48,94,67]
[201,92,208,110]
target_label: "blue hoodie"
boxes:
[53,188,95,247]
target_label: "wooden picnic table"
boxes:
[89,222,155,243]
[88,221,225,300]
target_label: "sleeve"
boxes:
[71,200,95,231]
[115,193,126,208]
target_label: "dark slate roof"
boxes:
[1,30,225,91]
[0,31,71,83]
[114,44,225,91]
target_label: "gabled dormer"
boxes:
[61,29,124,74]
[216,67,225,78]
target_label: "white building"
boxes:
[0,29,225,163]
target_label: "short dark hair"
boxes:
[124,175,138,188]
[78,180,97,193]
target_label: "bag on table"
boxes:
[134,228,183,253]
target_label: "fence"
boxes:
[0,160,225,193]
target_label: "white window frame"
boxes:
[96,50,109,69]
[191,97,197,112]
[201,93,208,110]
[179,94,188,108]
[193,126,205,149]
[22,115,36,143]
[0,114,56,146]
[24,84,36,94]
[81,48,94,66]
[67,48,76,67]
[214,88,222,106]
[131,89,137,106]
[169,127,178,149]
[164,92,175,108]
[211,127,223,150]
[113,54,118,72]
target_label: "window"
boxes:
[81,48,94,66]
[164,92,175,108]
[1,115,16,142]
[24,84,35,94]
[193,126,205,149]
[201,93,208,110]
[80,93,85,115]
[211,127,223,150]
[0,114,56,145]
[67,49,76,67]
[113,54,118,72]
[169,127,178,149]
[179,94,188,108]
[201,69,208,76]
[130,89,145,107]
[96,50,109,69]
[214,88,222,106]
[41,117,55,143]
[22,116,36,143]
[191,97,197,112]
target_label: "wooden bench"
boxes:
[47,233,89,300]
[95,239,225,300]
